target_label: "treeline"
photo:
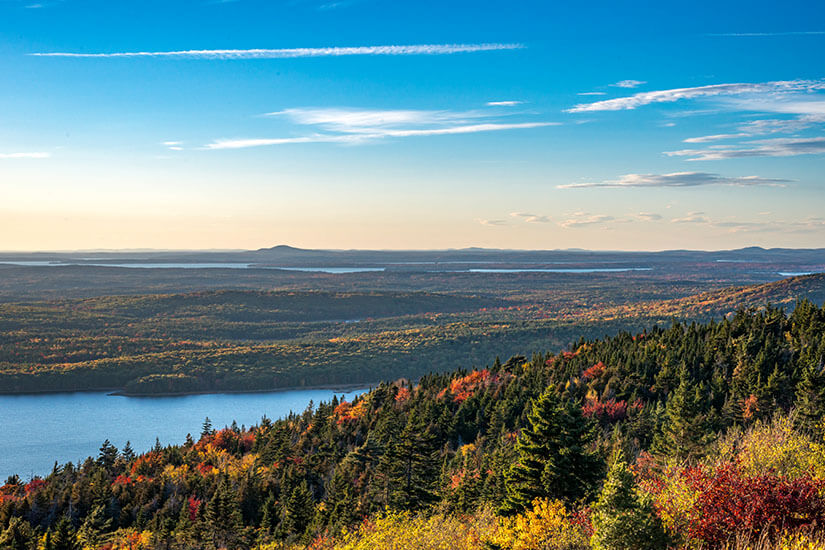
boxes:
[1,302,825,549]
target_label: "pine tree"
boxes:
[383,414,440,510]
[201,417,214,438]
[203,478,244,549]
[591,457,671,550]
[51,516,78,550]
[283,481,315,536]
[504,387,604,513]
[121,440,136,462]
[0,517,34,550]
[795,363,825,433]
[76,504,112,549]
[97,439,119,471]
[655,369,713,460]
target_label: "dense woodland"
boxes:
[2,275,823,395]
[2,301,825,548]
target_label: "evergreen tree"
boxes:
[202,478,244,549]
[283,481,315,537]
[504,387,604,513]
[76,504,112,549]
[97,439,118,471]
[121,440,136,462]
[383,414,440,510]
[0,517,34,550]
[201,417,214,438]
[51,516,78,550]
[655,369,713,460]
[591,457,671,550]
[795,363,825,433]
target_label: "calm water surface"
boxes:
[0,388,366,481]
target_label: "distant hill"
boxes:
[603,273,825,320]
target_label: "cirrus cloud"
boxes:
[206,106,557,149]
[30,43,524,59]
[558,171,790,189]
[565,79,825,113]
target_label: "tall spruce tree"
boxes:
[655,368,713,460]
[504,387,604,513]
[383,413,440,510]
[591,457,670,550]
[795,363,825,433]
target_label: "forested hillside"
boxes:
[2,275,823,395]
[2,301,825,549]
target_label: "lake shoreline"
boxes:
[0,382,374,398]
[110,382,375,398]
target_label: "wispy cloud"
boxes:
[510,212,551,223]
[486,101,523,106]
[30,43,524,59]
[559,212,615,228]
[682,114,825,143]
[205,135,355,149]
[666,213,825,234]
[558,171,789,189]
[683,133,749,143]
[665,136,825,160]
[162,141,184,151]
[0,152,50,159]
[206,107,556,149]
[478,218,509,226]
[671,211,710,224]
[565,80,825,113]
[636,212,663,221]
[611,79,646,88]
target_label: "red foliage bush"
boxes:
[438,369,502,403]
[24,478,46,494]
[660,462,825,547]
[581,361,606,380]
[187,496,202,521]
[130,451,163,477]
[112,474,133,486]
[394,386,411,403]
[581,397,629,421]
[334,400,367,424]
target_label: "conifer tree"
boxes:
[203,478,244,549]
[795,363,825,433]
[384,414,440,510]
[0,517,34,550]
[121,440,136,462]
[591,457,670,550]
[655,369,713,460]
[97,439,118,471]
[504,387,604,513]
[76,504,112,549]
[51,516,78,550]
[283,481,315,536]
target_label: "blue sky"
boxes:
[1,0,823,250]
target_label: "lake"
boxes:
[0,261,385,273]
[0,388,367,481]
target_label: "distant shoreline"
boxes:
[110,382,374,398]
[0,383,374,398]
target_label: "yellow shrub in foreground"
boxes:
[715,416,825,480]
[492,498,590,550]
[298,508,501,550]
[722,532,825,550]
